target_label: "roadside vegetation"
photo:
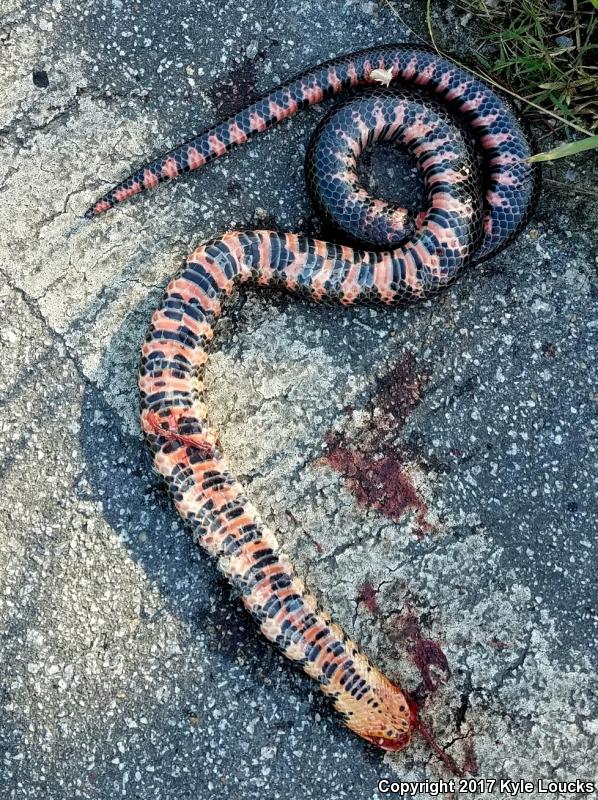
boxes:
[387,0,598,162]
[454,0,597,135]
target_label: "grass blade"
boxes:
[528,134,598,162]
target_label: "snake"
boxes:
[85,44,539,771]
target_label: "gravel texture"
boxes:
[1,1,597,798]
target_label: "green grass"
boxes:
[528,132,598,161]
[386,0,597,135]
[450,0,598,134]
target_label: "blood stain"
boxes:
[357,581,379,613]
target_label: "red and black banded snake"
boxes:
[85,44,540,771]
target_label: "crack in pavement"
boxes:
[0,265,98,394]
[0,84,151,150]
[493,631,533,691]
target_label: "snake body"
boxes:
[86,45,539,762]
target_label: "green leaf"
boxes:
[528,135,598,163]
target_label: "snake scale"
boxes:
[85,44,540,769]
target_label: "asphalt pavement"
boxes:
[0,1,597,797]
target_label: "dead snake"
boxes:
[85,44,539,771]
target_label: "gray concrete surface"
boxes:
[1,1,597,798]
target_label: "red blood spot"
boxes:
[320,433,433,537]
[399,612,423,641]
[462,734,479,776]
[316,351,438,536]
[357,581,379,613]
[411,637,450,693]
[402,690,464,777]
[388,611,450,700]
[412,716,464,777]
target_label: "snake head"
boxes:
[346,678,464,774]
[333,669,416,752]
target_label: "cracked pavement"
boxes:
[1,1,597,798]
